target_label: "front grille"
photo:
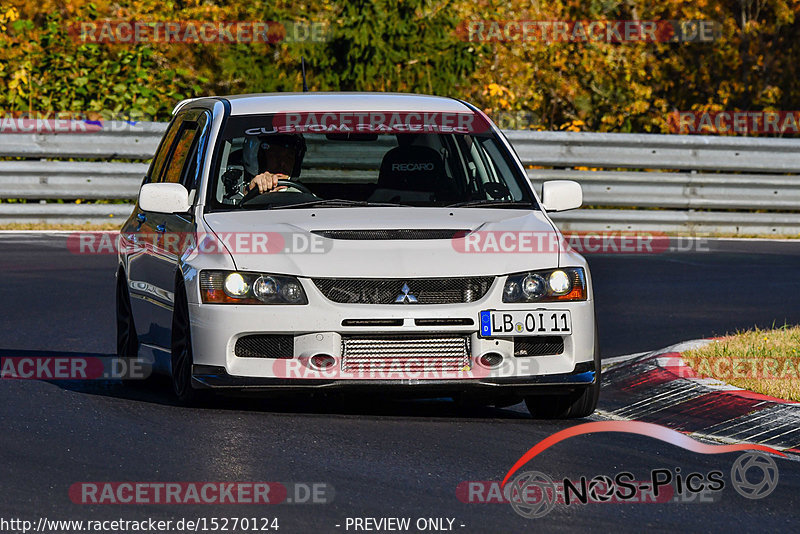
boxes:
[311,229,468,240]
[414,318,474,326]
[312,277,494,304]
[341,319,404,327]
[513,336,564,357]
[341,335,471,373]
[235,334,294,359]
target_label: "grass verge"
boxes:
[682,326,800,402]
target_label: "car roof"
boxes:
[173,92,473,116]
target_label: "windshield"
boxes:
[207,113,537,210]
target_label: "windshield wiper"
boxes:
[446,199,536,208]
[270,199,404,209]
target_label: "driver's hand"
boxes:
[249,172,289,194]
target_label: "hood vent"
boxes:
[311,229,469,240]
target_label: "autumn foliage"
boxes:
[1,0,798,133]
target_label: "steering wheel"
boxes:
[241,179,316,205]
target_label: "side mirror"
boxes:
[541,180,582,212]
[138,183,190,214]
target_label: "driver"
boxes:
[243,134,306,194]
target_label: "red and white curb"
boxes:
[599,340,800,455]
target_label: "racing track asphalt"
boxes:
[1,233,799,532]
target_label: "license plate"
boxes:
[479,310,571,337]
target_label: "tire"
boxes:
[524,377,600,419]
[525,329,601,419]
[170,282,203,405]
[116,271,139,359]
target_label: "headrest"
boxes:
[378,145,444,191]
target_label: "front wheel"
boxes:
[524,378,600,419]
[171,283,203,405]
[116,272,139,359]
[525,328,600,419]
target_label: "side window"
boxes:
[160,111,211,189]
[162,125,199,184]
[178,112,211,190]
[147,115,184,183]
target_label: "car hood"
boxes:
[202,207,562,278]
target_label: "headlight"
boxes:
[522,273,547,299]
[280,280,305,303]
[223,273,249,298]
[547,270,571,295]
[502,268,586,302]
[200,270,308,304]
[253,276,278,300]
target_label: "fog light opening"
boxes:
[309,354,336,370]
[478,352,504,369]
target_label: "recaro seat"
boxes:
[375,145,450,199]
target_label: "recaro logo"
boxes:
[391,162,435,172]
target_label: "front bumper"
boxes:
[188,276,596,384]
[191,361,597,395]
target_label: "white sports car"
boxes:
[116,92,599,417]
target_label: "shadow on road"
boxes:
[0,348,534,421]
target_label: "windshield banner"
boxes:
[242,111,493,135]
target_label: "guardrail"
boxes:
[2,122,800,233]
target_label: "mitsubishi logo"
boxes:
[394,283,418,303]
